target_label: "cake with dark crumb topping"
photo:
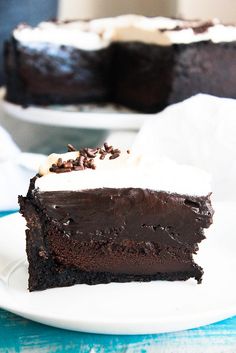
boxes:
[19,143,214,291]
[4,15,236,113]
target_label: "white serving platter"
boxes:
[2,98,150,130]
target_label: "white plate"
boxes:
[1,202,236,335]
[1,98,149,130]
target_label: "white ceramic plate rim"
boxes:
[1,302,236,335]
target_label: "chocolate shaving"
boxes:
[67,144,76,152]
[84,148,98,158]
[192,20,215,34]
[111,148,121,155]
[49,142,123,173]
[103,142,109,151]
[57,158,63,167]
[99,154,106,160]
[63,161,73,169]
[74,166,84,171]
[54,168,72,173]
[159,19,215,34]
[78,156,85,167]
[109,153,120,160]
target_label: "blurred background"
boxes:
[1,0,236,86]
[59,0,236,21]
[0,0,236,153]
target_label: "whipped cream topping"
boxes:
[36,148,211,197]
[13,15,236,50]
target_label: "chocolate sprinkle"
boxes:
[57,158,63,167]
[109,153,120,160]
[67,144,76,152]
[49,142,123,174]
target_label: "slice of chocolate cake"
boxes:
[5,15,236,112]
[19,144,214,291]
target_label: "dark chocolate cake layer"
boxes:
[112,41,236,113]
[5,40,113,106]
[19,176,213,291]
[5,17,236,113]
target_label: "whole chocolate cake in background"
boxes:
[19,143,214,291]
[4,15,236,113]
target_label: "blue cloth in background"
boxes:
[0,210,17,217]
[0,0,58,84]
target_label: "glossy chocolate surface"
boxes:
[18,176,213,290]
[32,187,213,247]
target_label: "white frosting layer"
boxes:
[36,150,211,196]
[13,15,236,50]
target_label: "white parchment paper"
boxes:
[0,126,45,210]
[133,94,236,201]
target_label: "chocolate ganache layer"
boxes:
[5,15,236,112]
[19,144,214,291]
